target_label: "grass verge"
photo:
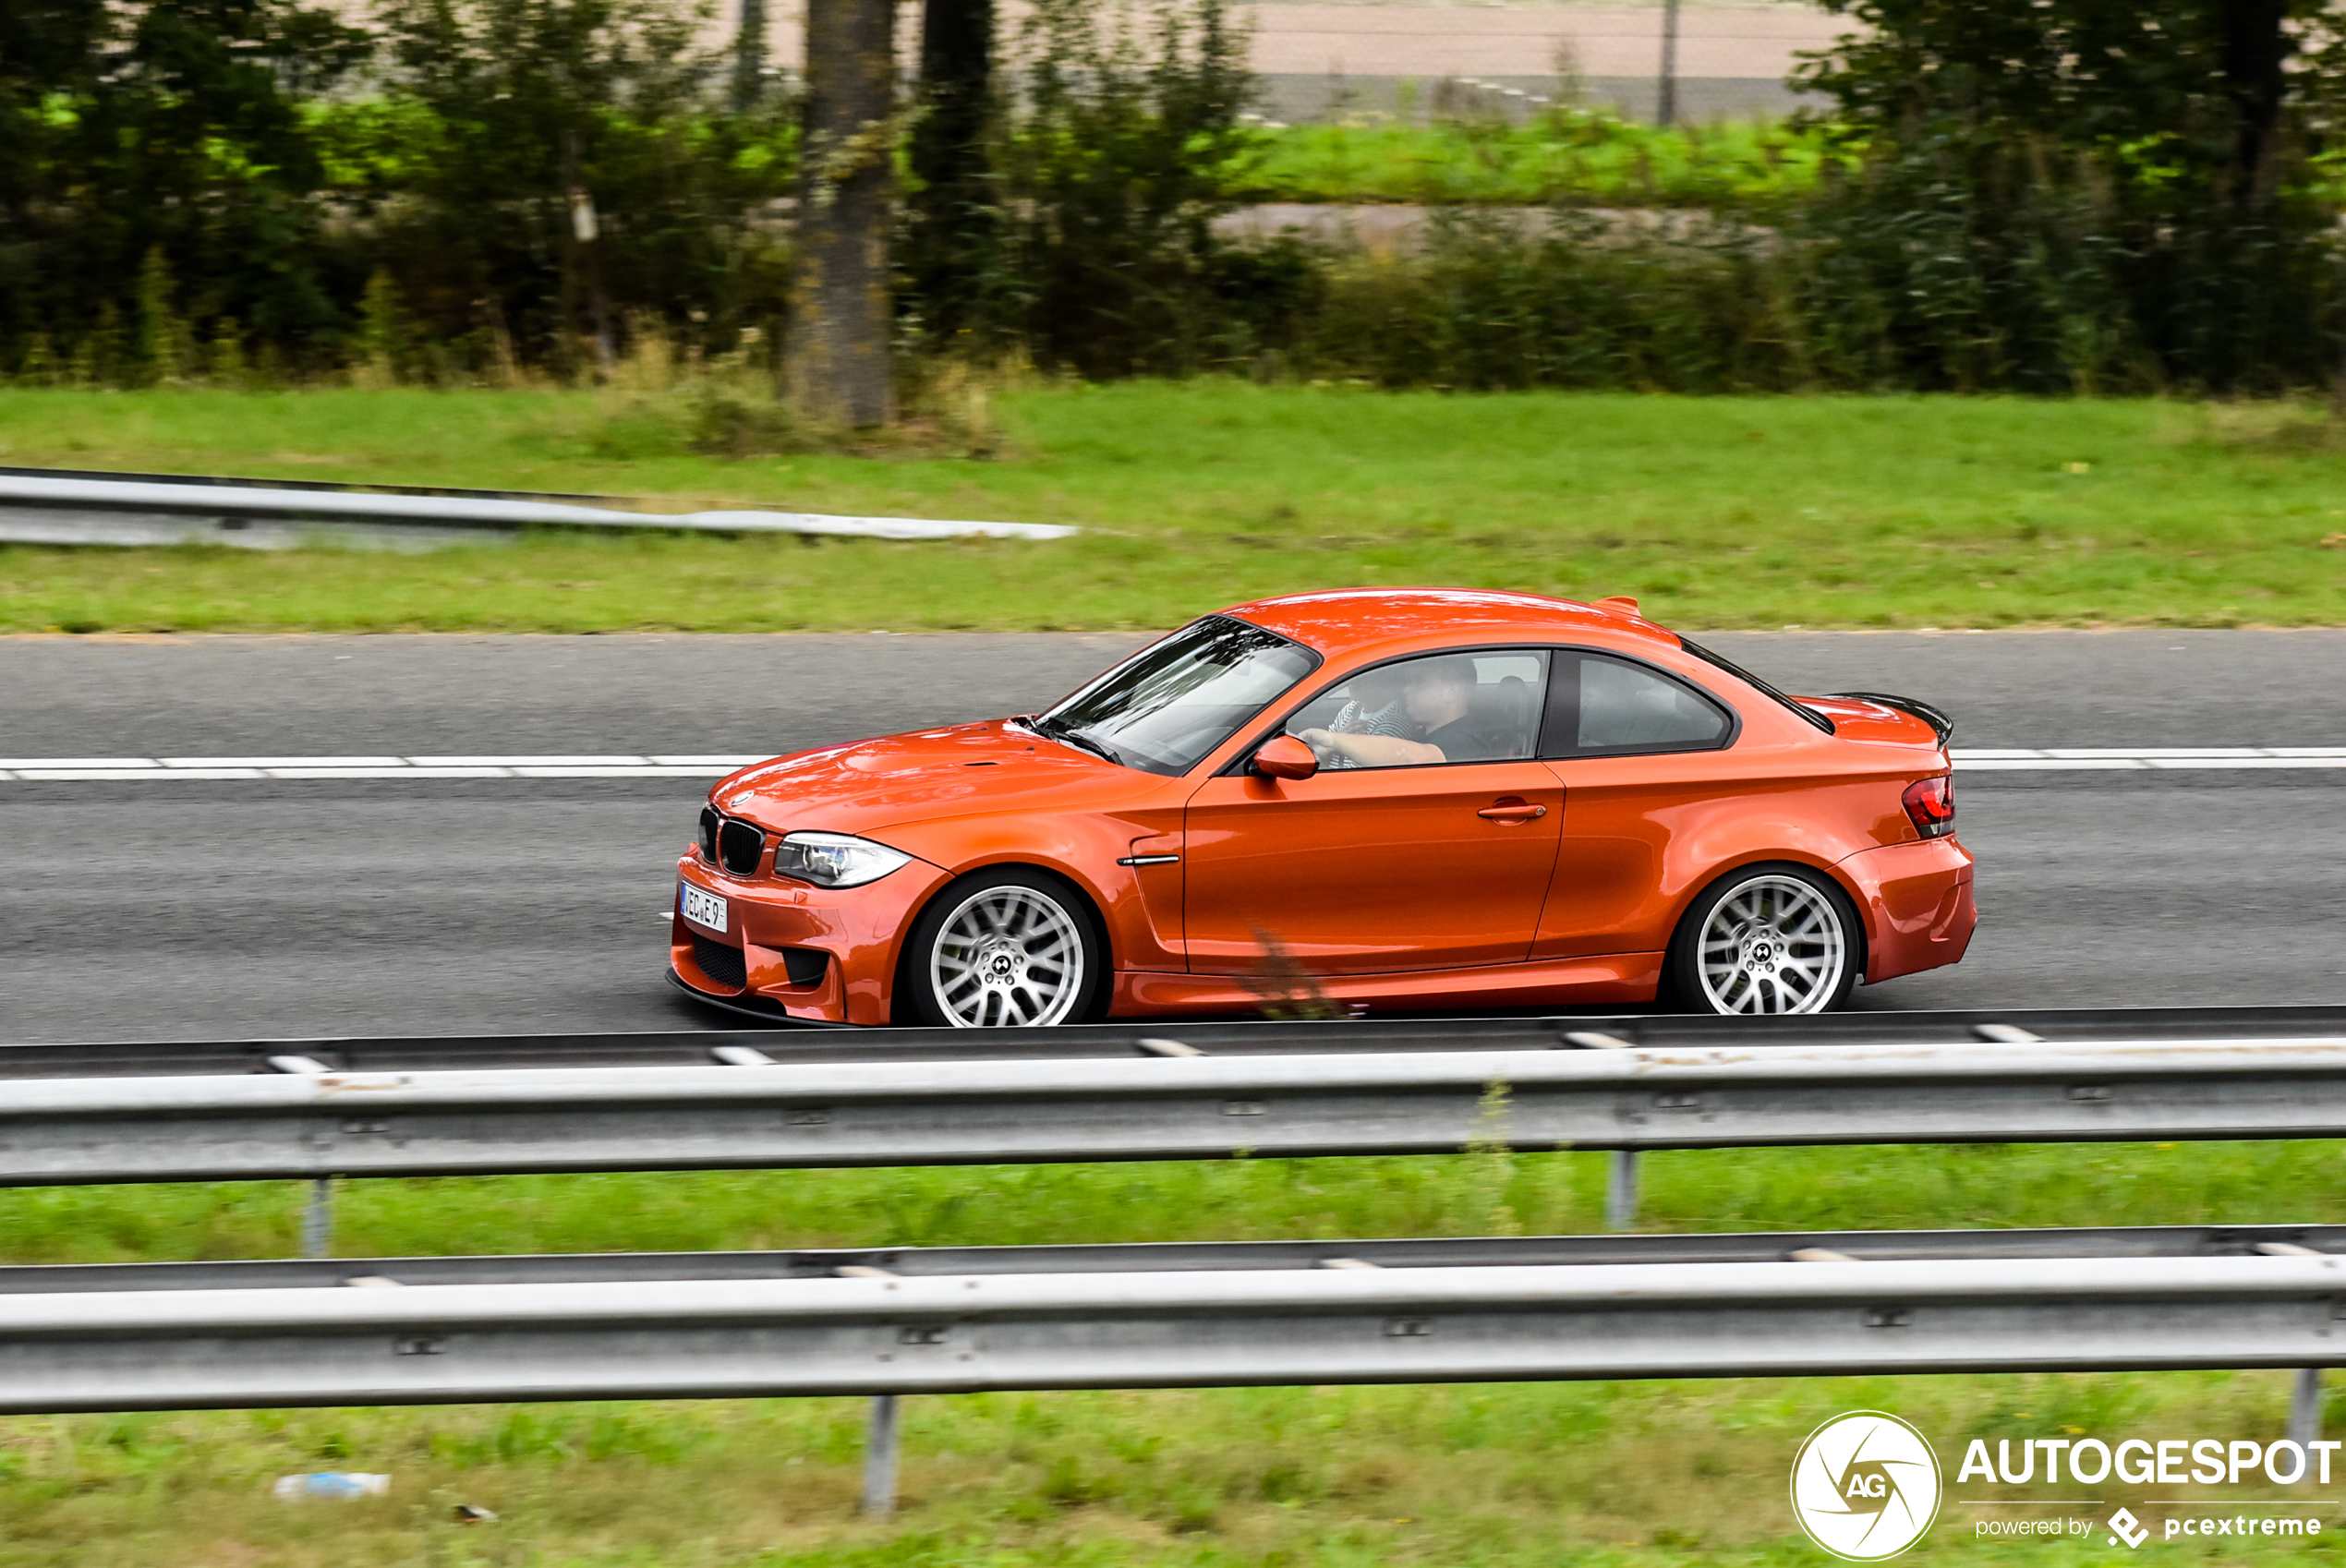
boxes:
[5,1138,2345,1564]
[1242,115,1825,207]
[2,385,2344,633]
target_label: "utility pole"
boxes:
[784,0,897,427]
[732,0,768,112]
[1656,0,1680,128]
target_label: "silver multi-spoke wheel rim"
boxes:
[928,886,1087,1027]
[1696,874,1846,1016]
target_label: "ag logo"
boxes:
[1790,1411,1943,1560]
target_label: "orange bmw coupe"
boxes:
[671,588,1975,1025]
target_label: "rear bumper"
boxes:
[1837,837,1977,984]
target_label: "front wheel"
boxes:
[1664,864,1860,1016]
[895,869,1106,1028]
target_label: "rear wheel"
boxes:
[1664,864,1859,1016]
[896,869,1106,1028]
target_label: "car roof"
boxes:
[1223,586,1678,661]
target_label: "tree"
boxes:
[783,0,896,426]
[902,0,998,343]
[996,0,1258,376]
[0,0,368,361]
[371,0,788,369]
[1793,0,2346,389]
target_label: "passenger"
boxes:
[1299,657,1502,767]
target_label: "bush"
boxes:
[6,0,2346,396]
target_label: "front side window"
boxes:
[1033,615,1320,776]
[1285,650,1549,769]
[1541,651,1733,758]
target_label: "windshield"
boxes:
[1034,616,1321,776]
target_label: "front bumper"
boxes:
[1837,836,1977,984]
[671,850,953,1026]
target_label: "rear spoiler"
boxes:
[1826,691,1954,746]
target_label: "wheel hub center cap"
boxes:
[979,942,1023,985]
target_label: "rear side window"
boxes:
[1678,635,1834,734]
[1540,651,1734,759]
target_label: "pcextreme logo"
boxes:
[1791,1411,1946,1561]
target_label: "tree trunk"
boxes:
[562,127,616,380]
[2219,0,2290,209]
[905,0,996,337]
[784,0,896,427]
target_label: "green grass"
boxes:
[6,1139,2346,1565]
[1245,114,1827,207]
[3,380,2341,1555]
[2,384,2343,633]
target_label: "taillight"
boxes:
[1902,775,1955,839]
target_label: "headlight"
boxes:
[772,830,912,888]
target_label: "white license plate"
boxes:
[680,883,728,933]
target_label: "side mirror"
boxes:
[1252,734,1319,781]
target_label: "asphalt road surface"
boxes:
[6,630,2342,1043]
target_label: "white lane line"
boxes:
[12,766,266,780]
[1951,747,2346,771]
[259,766,519,779]
[1953,757,2147,771]
[0,754,764,781]
[159,755,409,768]
[2141,756,2346,770]
[4,750,2342,781]
[509,765,736,778]
[404,754,655,767]
[2043,746,2267,759]
[0,757,161,768]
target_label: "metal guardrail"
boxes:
[10,1031,2346,1187]
[0,469,1073,549]
[4,1231,2344,1413]
[10,1222,2343,1292]
[13,1003,2346,1079]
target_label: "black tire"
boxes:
[893,867,1109,1028]
[1662,862,1863,1016]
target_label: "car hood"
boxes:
[710,720,1154,837]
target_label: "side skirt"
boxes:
[1109,953,1663,1019]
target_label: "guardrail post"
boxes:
[863,1393,901,1516]
[300,1176,333,1259]
[2292,1369,2325,1448]
[1606,1150,1639,1231]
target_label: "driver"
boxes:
[1316,666,1410,768]
[1299,657,1498,767]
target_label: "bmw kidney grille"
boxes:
[716,818,765,874]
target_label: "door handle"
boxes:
[1476,801,1548,823]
